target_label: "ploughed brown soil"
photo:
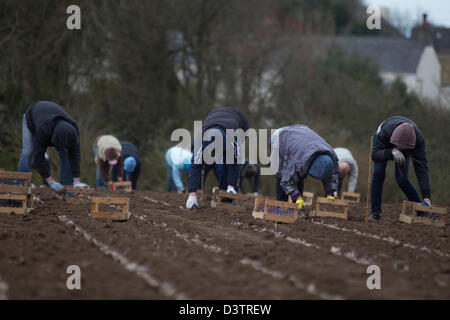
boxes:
[0,188,449,300]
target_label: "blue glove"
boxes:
[48,180,65,193]
[423,198,431,207]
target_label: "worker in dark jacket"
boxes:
[239,161,260,195]
[370,116,431,222]
[270,125,339,210]
[186,107,249,209]
[18,101,87,193]
[112,141,140,190]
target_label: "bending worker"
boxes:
[93,135,123,190]
[186,107,249,209]
[18,101,87,193]
[370,116,431,222]
[334,147,359,197]
[165,145,192,193]
[112,141,140,191]
[271,124,339,210]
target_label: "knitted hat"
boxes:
[124,156,137,172]
[308,155,334,180]
[390,123,416,150]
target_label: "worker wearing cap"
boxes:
[112,141,140,191]
[270,125,339,210]
[93,135,123,190]
[370,116,431,222]
[334,147,359,197]
[165,146,192,193]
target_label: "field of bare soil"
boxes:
[0,188,449,300]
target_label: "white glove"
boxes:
[186,195,199,210]
[73,181,88,189]
[227,185,237,194]
[48,180,65,193]
[392,149,405,166]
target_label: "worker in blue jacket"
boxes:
[165,146,192,193]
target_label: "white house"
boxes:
[333,36,442,105]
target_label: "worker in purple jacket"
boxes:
[370,116,431,222]
[270,125,339,210]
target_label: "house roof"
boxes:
[333,36,424,74]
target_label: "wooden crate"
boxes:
[302,192,315,207]
[65,187,95,203]
[252,197,298,224]
[341,192,360,203]
[311,197,349,220]
[399,200,447,228]
[0,171,33,214]
[91,197,131,221]
[210,187,249,212]
[112,181,132,192]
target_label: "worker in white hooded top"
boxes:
[334,147,359,197]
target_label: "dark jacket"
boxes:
[25,101,80,179]
[372,116,430,198]
[121,142,139,162]
[272,125,339,196]
[202,107,250,133]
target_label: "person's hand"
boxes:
[392,148,405,166]
[73,181,88,189]
[177,190,184,194]
[48,180,65,193]
[186,194,199,209]
[423,198,431,207]
[295,196,304,210]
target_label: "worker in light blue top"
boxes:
[165,146,192,193]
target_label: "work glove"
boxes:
[392,149,405,166]
[327,195,335,200]
[227,185,237,194]
[48,180,65,193]
[108,181,115,190]
[295,196,304,210]
[73,181,88,189]
[423,198,431,207]
[186,194,199,210]
[118,178,123,182]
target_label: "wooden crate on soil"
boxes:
[341,192,361,203]
[0,171,33,215]
[112,181,132,192]
[210,187,250,212]
[65,187,95,203]
[91,197,131,221]
[252,197,298,224]
[310,197,349,220]
[399,200,447,228]
[302,192,315,207]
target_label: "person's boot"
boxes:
[368,212,381,223]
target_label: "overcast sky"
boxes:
[362,0,450,29]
